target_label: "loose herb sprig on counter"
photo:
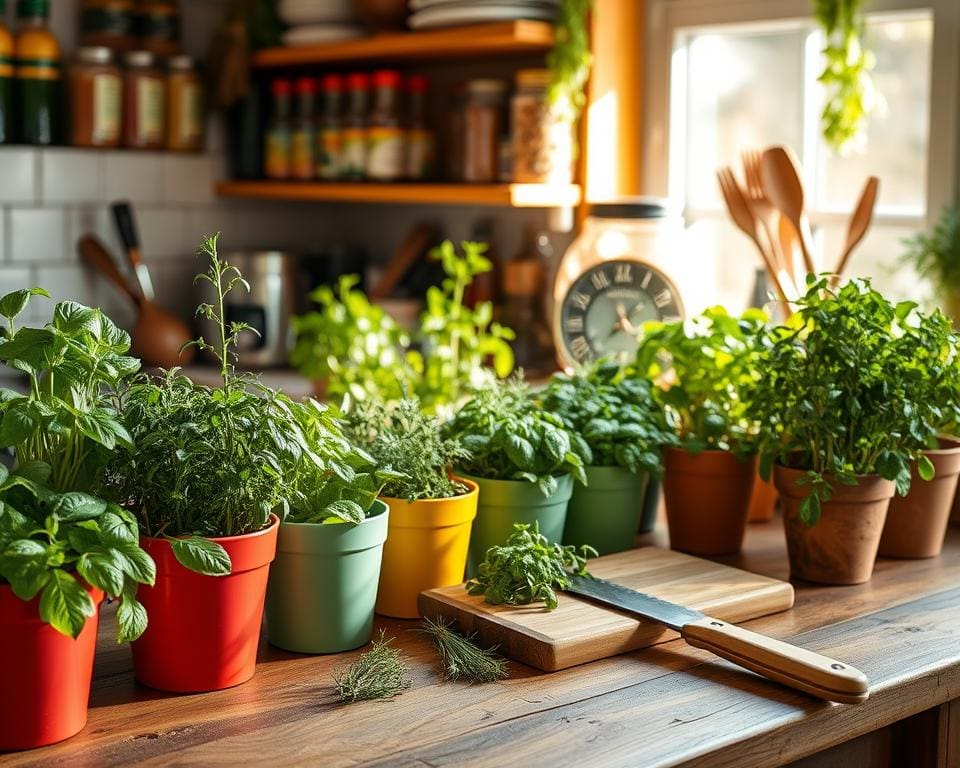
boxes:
[466,522,596,611]
[334,631,411,703]
[419,617,508,684]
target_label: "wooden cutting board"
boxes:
[418,546,795,671]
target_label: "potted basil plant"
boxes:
[343,397,477,619]
[443,377,588,575]
[754,278,934,584]
[104,235,316,692]
[0,289,154,750]
[538,359,677,555]
[632,307,768,556]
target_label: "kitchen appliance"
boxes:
[195,251,299,368]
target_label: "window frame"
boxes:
[642,0,960,230]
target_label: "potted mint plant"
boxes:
[0,289,154,750]
[343,397,477,619]
[443,378,588,575]
[632,307,767,556]
[538,359,677,554]
[754,277,934,584]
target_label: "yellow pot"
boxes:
[375,478,479,619]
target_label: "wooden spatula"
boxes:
[831,176,880,287]
[760,146,817,277]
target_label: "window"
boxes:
[644,0,959,312]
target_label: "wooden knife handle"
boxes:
[682,616,869,705]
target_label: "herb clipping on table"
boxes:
[418,616,508,684]
[334,630,411,703]
[467,522,596,611]
[0,288,154,641]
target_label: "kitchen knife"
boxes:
[566,574,869,704]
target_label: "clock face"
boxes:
[558,260,684,366]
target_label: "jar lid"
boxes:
[372,69,401,89]
[321,73,343,91]
[588,198,674,219]
[271,78,292,96]
[295,75,316,94]
[124,50,157,68]
[16,0,47,18]
[516,69,550,89]
[406,74,429,93]
[465,79,507,95]
[346,72,370,90]
[167,54,195,71]
[76,47,114,65]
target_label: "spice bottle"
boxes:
[69,46,121,147]
[365,69,403,181]
[134,0,180,59]
[165,54,202,151]
[0,0,12,144]
[340,72,368,180]
[291,76,316,180]
[317,73,342,180]
[264,78,292,180]
[80,0,135,53]
[122,49,165,148]
[511,68,573,184]
[404,74,434,181]
[14,0,61,146]
[460,79,506,183]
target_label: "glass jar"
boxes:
[511,68,573,184]
[69,46,121,147]
[14,0,62,146]
[165,53,202,151]
[340,72,368,180]
[122,49,164,148]
[264,78,292,180]
[365,69,403,181]
[80,0,135,53]
[134,0,180,59]
[317,73,342,180]
[404,74,434,180]
[460,79,506,183]
[290,75,316,179]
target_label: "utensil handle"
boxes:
[111,201,140,253]
[682,616,869,704]
[77,235,142,307]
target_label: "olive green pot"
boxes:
[462,473,573,576]
[265,500,388,654]
[563,466,649,556]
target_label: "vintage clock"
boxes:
[552,200,687,368]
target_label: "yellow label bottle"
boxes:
[14,0,62,145]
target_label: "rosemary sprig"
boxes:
[419,617,509,684]
[334,631,411,703]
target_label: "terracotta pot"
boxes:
[132,515,280,693]
[775,465,893,585]
[747,473,778,523]
[0,583,103,750]
[352,0,408,29]
[662,448,756,556]
[375,480,478,619]
[879,438,960,558]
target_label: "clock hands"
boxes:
[605,301,649,341]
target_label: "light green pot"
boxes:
[265,500,388,654]
[463,474,573,576]
[563,466,649,556]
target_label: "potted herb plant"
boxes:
[265,398,396,654]
[754,278,934,585]
[632,307,767,556]
[0,289,154,749]
[443,378,588,574]
[343,397,477,619]
[104,236,313,692]
[538,359,677,555]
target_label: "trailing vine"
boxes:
[547,0,593,127]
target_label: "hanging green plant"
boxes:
[547,0,593,127]
[814,0,877,153]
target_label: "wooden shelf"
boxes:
[214,180,582,208]
[252,20,555,68]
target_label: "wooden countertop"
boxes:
[8,519,960,767]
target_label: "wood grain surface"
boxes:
[419,546,795,670]
[5,518,960,768]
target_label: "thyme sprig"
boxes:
[418,617,508,684]
[334,631,411,703]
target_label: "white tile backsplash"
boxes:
[0,266,32,294]
[39,149,104,203]
[9,209,68,263]
[162,154,215,205]
[104,152,164,204]
[135,208,192,259]
[0,149,38,204]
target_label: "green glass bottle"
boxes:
[14,0,61,145]
[0,0,12,143]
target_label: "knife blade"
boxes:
[566,574,869,705]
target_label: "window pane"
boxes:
[812,14,933,215]
[682,27,806,210]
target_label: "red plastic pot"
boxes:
[0,582,103,751]
[132,515,280,693]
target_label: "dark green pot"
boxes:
[265,500,388,654]
[639,477,662,533]
[463,474,573,576]
[563,466,649,556]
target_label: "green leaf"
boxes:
[0,287,49,319]
[0,401,36,446]
[99,511,137,546]
[77,550,125,596]
[169,536,232,576]
[51,492,108,522]
[115,543,157,586]
[536,474,558,498]
[321,499,366,525]
[504,434,535,469]
[0,327,67,371]
[116,582,147,643]
[0,539,51,599]
[917,454,936,482]
[39,571,96,638]
[799,493,821,527]
[52,301,101,337]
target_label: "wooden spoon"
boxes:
[77,235,195,368]
[760,146,817,277]
[831,176,880,287]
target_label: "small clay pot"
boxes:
[662,448,756,556]
[747,472,778,523]
[879,438,960,558]
[775,465,893,586]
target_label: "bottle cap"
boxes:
[167,54,195,72]
[271,79,293,97]
[346,72,370,90]
[124,50,157,68]
[16,0,48,18]
[372,70,401,89]
[76,47,114,65]
[295,76,316,94]
[321,73,344,91]
[406,74,429,93]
